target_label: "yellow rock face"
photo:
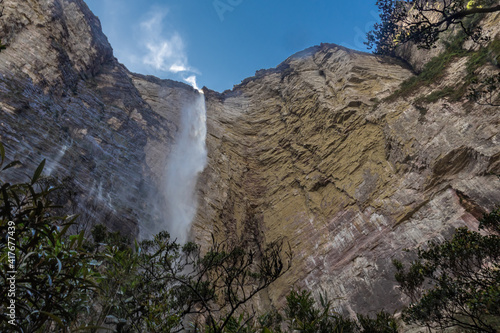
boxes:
[192,44,500,314]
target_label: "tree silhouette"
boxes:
[366,0,500,55]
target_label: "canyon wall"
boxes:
[188,41,500,313]
[1,0,499,315]
[0,0,198,236]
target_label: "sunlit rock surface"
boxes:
[1,0,499,315]
[192,42,500,313]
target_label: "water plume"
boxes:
[163,81,207,243]
[46,144,70,176]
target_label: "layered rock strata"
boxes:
[1,0,499,315]
[0,0,198,235]
[187,43,500,313]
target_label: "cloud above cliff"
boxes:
[139,10,194,74]
[86,0,378,92]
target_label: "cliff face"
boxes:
[0,0,198,235]
[191,42,500,313]
[1,0,499,315]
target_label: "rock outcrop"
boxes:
[188,42,500,314]
[1,0,499,316]
[0,0,198,235]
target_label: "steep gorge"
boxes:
[0,0,499,316]
[188,41,500,313]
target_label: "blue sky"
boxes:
[85,0,379,92]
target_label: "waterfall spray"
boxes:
[46,144,70,176]
[163,88,207,243]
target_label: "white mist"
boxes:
[163,90,207,243]
[46,144,69,176]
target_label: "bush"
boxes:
[394,221,500,332]
[259,289,397,333]
[0,143,292,332]
[0,148,99,332]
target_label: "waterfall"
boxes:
[163,91,207,243]
[46,144,70,176]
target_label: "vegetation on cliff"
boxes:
[1,148,499,332]
[385,33,500,103]
[366,0,500,55]
[368,0,500,106]
[0,145,404,332]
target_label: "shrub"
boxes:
[0,146,100,332]
[394,221,500,332]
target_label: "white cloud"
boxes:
[140,10,194,74]
[170,63,188,73]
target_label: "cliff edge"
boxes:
[0,0,499,316]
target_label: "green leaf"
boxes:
[77,230,85,247]
[56,257,62,274]
[38,311,65,328]
[59,224,72,238]
[2,160,22,171]
[31,159,46,184]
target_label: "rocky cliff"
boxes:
[188,41,500,314]
[1,0,499,316]
[0,0,198,236]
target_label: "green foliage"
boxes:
[90,223,130,250]
[84,223,292,332]
[281,289,397,333]
[394,223,500,332]
[466,38,500,73]
[167,235,292,332]
[388,35,500,103]
[467,72,500,106]
[357,311,398,333]
[285,289,324,332]
[0,40,6,52]
[257,308,283,333]
[366,0,500,55]
[415,86,457,104]
[463,39,500,105]
[479,206,500,234]
[0,146,99,332]
[92,230,182,332]
[386,33,468,101]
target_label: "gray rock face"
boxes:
[1,0,499,316]
[0,0,197,235]
[0,0,112,92]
